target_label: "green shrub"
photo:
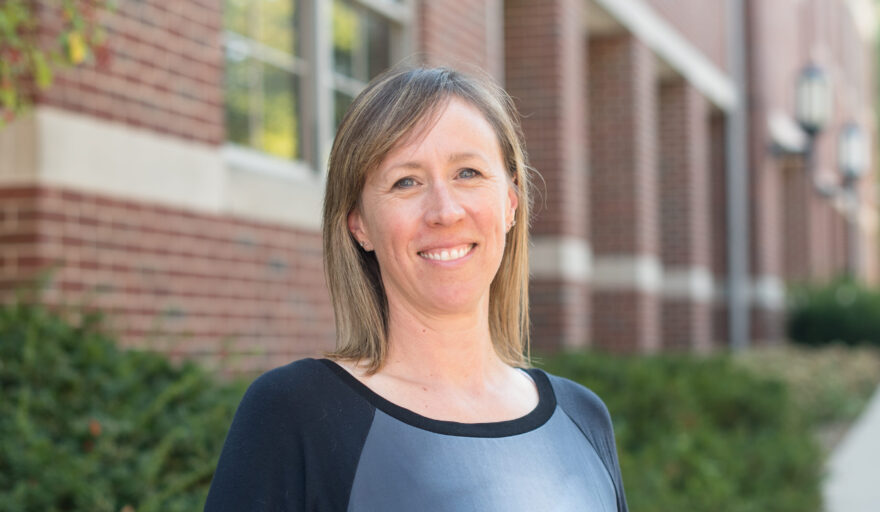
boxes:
[735,344,880,427]
[540,351,823,512]
[787,277,880,347]
[0,303,247,512]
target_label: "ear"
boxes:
[506,182,519,225]
[347,208,372,251]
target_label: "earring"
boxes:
[507,219,516,232]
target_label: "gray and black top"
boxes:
[205,358,628,511]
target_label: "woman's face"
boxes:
[348,97,517,318]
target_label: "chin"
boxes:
[423,290,485,314]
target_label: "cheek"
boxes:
[366,208,416,252]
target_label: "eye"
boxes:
[393,177,417,189]
[458,168,482,179]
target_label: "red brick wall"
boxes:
[781,156,811,282]
[710,113,728,347]
[589,34,660,352]
[0,185,333,374]
[710,113,728,281]
[529,280,590,351]
[34,0,224,145]
[417,0,497,73]
[505,0,590,350]
[593,291,660,353]
[659,81,710,269]
[505,0,588,239]
[744,0,877,339]
[658,80,712,350]
[590,35,658,256]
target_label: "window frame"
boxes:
[222,0,413,179]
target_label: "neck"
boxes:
[381,295,506,390]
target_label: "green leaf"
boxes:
[32,51,52,89]
[0,86,16,110]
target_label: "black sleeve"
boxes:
[547,373,629,512]
[204,359,376,512]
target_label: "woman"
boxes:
[205,67,628,511]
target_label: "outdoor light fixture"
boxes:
[838,122,868,184]
[794,63,832,194]
[796,64,832,136]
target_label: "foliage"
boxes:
[0,302,247,511]
[0,0,112,127]
[735,343,880,455]
[540,351,823,512]
[787,277,880,347]
[735,343,880,426]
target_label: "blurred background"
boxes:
[1,0,880,510]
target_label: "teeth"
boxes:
[421,244,473,261]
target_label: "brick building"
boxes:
[0,0,876,371]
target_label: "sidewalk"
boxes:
[823,385,880,511]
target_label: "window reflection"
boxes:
[224,0,401,164]
[332,0,395,130]
[223,0,302,160]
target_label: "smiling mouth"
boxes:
[418,243,476,262]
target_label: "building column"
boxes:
[417,0,503,79]
[748,141,786,342]
[710,113,729,348]
[781,156,812,282]
[658,80,713,351]
[589,34,660,353]
[505,0,590,351]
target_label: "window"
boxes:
[224,0,304,161]
[332,0,393,128]
[223,0,409,168]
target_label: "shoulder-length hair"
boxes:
[322,66,534,373]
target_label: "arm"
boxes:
[547,373,629,512]
[204,369,305,512]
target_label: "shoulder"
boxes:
[238,359,327,412]
[538,370,614,427]
[207,360,375,510]
[237,358,369,428]
[533,369,629,511]
[528,368,618,451]
[243,358,330,404]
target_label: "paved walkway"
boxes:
[823,385,880,511]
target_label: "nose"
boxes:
[424,182,466,226]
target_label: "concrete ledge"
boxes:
[712,275,787,310]
[751,274,786,310]
[592,254,663,293]
[662,266,715,302]
[0,107,326,231]
[529,236,592,283]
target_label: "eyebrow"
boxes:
[388,152,488,171]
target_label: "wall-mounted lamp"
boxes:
[795,64,832,138]
[839,122,868,184]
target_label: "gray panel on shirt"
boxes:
[347,407,617,511]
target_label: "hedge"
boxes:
[540,351,823,512]
[0,303,246,511]
[787,277,880,347]
[2,302,824,511]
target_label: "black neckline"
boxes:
[316,358,557,438]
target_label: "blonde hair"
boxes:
[322,67,533,372]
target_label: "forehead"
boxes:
[377,97,504,169]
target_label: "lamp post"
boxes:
[795,64,832,181]
[838,122,868,277]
